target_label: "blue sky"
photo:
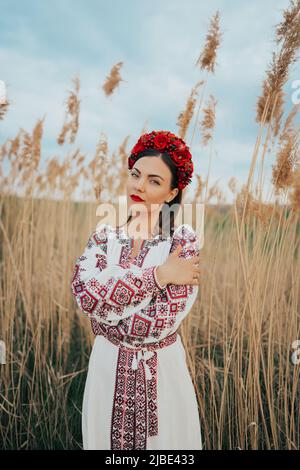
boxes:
[1,0,299,203]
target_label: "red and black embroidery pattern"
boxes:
[97,328,179,450]
[71,243,164,321]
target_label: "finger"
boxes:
[184,254,200,262]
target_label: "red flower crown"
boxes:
[128,130,194,190]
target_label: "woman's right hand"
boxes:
[156,244,201,286]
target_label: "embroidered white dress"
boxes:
[71,223,203,450]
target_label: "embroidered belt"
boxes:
[92,321,178,450]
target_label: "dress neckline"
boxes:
[106,223,182,241]
[120,225,162,241]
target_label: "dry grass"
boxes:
[1,1,300,450]
[0,194,299,450]
[57,76,80,146]
[102,61,125,97]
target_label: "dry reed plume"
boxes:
[57,76,81,146]
[102,61,125,96]
[271,104,300,194]
[195,11,222,73]
[256,0,300,126]
[177,80,204,141]
[200,94,217,146]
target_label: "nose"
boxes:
[134,178,145,192]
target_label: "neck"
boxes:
[129,209,161,237]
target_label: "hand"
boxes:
[156,243,201,286]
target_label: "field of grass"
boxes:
[0,194,299,449]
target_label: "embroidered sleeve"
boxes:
[70,223,165,325]
[109,224,201,339]
[156,224,200,327]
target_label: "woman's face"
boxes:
[126,156,178,215]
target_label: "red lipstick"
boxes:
[130,194,145,202]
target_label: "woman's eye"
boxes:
[131,173,159,185]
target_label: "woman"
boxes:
[71,130,203,450]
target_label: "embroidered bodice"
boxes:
[71,223,200,348]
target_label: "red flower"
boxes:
[153,133,168,150]
[173,138,184,150]
[172,151,188,166]
[132,141,144,155]
[140,135,148,145]
[181,147,192,159]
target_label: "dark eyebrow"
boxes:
[132,168,165,181]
